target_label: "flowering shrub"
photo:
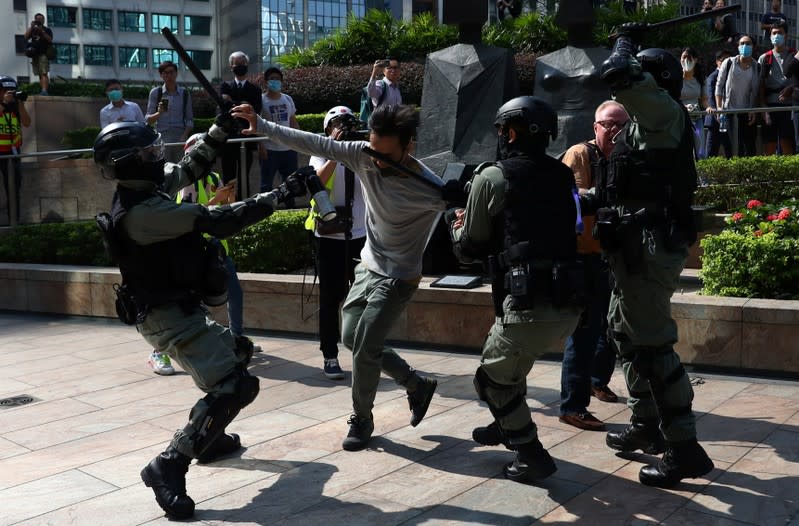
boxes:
[700,199,799,299]
[722,199,799,239]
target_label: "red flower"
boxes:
[777,208,791,220]
[747,200,763,209]
[731,212,744,221]
[754,230,763,237]
[767,214,778,221]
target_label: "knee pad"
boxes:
[473,366,526,420]
[236,371,259,408]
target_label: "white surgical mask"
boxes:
[681,58,695,72]
[772,33,786,46]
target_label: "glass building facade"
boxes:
[260,0,367,60]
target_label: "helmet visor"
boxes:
[136,135,165,163]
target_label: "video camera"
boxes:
[329,112,368,141]
[14,91,28,102]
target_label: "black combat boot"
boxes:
[407,376,438,427]
[472,421,511,449]
[503,439,557,483]
[606,417,666,455]
[140,447,195,519]
[196,433,242,464]
[639,439,714,488]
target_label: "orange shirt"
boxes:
[562,140,601,254]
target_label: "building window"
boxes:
[186,50,212,69]
[184,15,211,36]
[15,35,26,54]
[83,8,112,31]
[153,48,180,67]
[85,45,113,66]
[47,6,78,28]
[261,0,365,59]
[119,11,146,32]
[120,47,148,68]
[152,14,179,33]
[54,43,79,64]
[14,0,27,10]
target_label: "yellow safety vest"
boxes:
[176,171,229,253]
[0,110,22,153]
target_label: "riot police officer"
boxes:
[93,118,306,519]
[449,96,582,483]
[581,25,715,488]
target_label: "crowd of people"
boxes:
[1,7,752,521]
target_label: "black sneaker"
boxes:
[196,433,242,464]
[407,376,438,427]
[503,439,557,483]
[140,448,195,519]
[341,414,374,451]
[323,358,345,380]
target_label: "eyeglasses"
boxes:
[595,120,626,131]
[385,66,399,70]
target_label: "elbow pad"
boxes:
[180,124,228,184]
[194,192,277,239]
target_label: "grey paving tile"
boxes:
[0,469,117,525]
[0,435,29,460]
[0,398,100,434]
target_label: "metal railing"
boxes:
[0,136,270,227]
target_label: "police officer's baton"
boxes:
[622,4,741,35]
[160,27,226,109]
[361,146,441,191]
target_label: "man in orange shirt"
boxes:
[559,100,628,430]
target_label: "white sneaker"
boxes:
[148,350,175,375]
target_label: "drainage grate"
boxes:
[0,395,40,408]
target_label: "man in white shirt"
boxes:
[99,79,145,129]
[367,58,402,109]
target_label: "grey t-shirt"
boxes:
[255,118,445,280]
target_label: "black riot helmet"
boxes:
[636,48,683,101]
[494,96,557,158]
[93,122,165,184]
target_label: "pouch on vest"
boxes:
[594,207,621,252]
[114,283,144,325]
[550,261,587,309]
[201,238,229,306]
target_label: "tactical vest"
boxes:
[110,188,217,309]
[489,154,580,312]
[594,106,698,246]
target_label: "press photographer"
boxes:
[304,105,367,380]
[0,76,32,224]
[23,13,53,96]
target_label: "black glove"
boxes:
[441,179,468,207]
[600,26,644,90]
[276,174,307,203]
[610,22,648,46]
[214,101,238,135]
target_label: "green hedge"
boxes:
[0,211,311,273]
[695,156,799,212]
[700,199,799,299]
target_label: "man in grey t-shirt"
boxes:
[232,103,450,451]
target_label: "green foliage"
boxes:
[296,113,326,133]
[700,199,799,299]
[594,1,718,49]
[280,9,457,68]
[482,12,566,53]
[227,210,311,273]
[0,212,310,274]
[19,80,154,99]
[700,231,799,299]
[696,156,799,212]
[0,222,110,266]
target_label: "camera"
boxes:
[378,59,391,68]
[14,91,28,102]
[329,113,367,141]
[159,98,169,111]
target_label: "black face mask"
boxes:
[232,65,248,77]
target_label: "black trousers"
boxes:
[315,235,366,359]
[0,157,22,223]
[221,141,256,197]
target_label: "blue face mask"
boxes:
[267,79,282,92]
[739,44,753,57]
[107,89,123,102]
[772,33,786,46]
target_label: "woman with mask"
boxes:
[716,35,760,156]
[680,48,707,158]
[259,67,300,206]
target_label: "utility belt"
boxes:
[113,284,199,325]
[593,205,702,274]
[488,243,586,317]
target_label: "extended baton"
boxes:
[361,146,442,190]
[160,27,226,109]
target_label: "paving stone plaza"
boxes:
[0,312,797,525]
